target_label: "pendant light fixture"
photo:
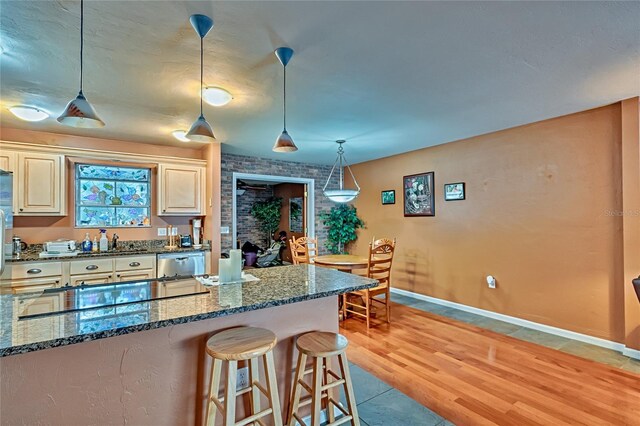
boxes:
[57,0,105,128]
[323,140,360,203]
[273,47,298,153]
[185,14,216,143]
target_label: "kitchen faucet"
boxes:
[112,233,119,250]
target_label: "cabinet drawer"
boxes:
[70,258,114,275]
[7,262,62,280]
[115,255,155,272]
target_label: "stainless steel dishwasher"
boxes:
[157,251,205,278]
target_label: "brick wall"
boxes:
[236,186,274,248]
[221,153,339,254]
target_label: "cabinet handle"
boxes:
[27,268,42,274]
[19,208,23,212]
[116,274,121,278]
[86,265,99,270]
[108,275,112,278]
[129,262,140,267]
[176,257,188,261]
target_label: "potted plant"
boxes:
[321,204,365,254]
[250,197,283,247]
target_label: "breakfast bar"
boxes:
[0,265,376,425]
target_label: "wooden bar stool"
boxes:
[205,327,283,426]
[287,331,359,426]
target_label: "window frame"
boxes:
[74,162,152,228]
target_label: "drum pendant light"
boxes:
[57,0,105,128]
[273,47,298,152]
[186,14,216,143]
[323,140,360,203]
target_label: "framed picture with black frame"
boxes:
[403,172,435,216]
[381,190,395,205]
[444,182,465,201]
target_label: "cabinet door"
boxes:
[9,276,62,291]
[0,151,17,213]
[17,152,66,215]
[13,292,64,343]
[115,269,154,282]
[158,164,205,215]
[71,272,113,286]
[158,280,202,297]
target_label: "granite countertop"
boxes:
[7,246,211,263]
[0,265,377,357]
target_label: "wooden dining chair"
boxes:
[342,238,396,328]
[289,237,318,265]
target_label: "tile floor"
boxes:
[340,363,450,426]
[390,293,640,373]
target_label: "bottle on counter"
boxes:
[92,236,98,252]
[82,233,92,252]
[99,229,108,252]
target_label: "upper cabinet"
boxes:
[17,152,66,216]
[157,163,205,216]
[0,150,16,173]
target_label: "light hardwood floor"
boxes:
[339,302,640,426]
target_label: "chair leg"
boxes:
[224,360,238,426]
[249,357,261,421]
[205,358,222,426]
[324,357,336,423]
[365,291,371,329]
[386,289,391,323]
[264,351,283,426]
[342,294,347,321]
[311,357,323,426]
[287,351,306,426]
[338,353,360,426]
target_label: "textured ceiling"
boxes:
[1,1,638,164]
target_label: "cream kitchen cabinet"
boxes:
[16,152,66,216]
[115,255,156,282]
[70,272,113,286]
[0,150,17,213]
[157,163,205,216]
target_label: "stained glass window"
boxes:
[75,164,151,227]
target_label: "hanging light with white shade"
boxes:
[57,0,105,128]
[185,14,216,143]
[323,140,360,203]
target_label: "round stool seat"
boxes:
[296,331,348,357]
[206,327,277,361]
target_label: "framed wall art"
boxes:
[403,172,435,216]
[381,190,395,205]
[444,182,465,201]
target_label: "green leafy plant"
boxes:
[250,197,283,246]
[321,204,365,254]
[290,201,302,221]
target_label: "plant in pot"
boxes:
[321,204,365,254]
[250,196,283,248]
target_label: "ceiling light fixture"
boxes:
[185,14,216,143]
[273,47,298,153]
[57,0,105,128]
[9,106,49,122]
[323,140,360,203]
[203,86,233,107]
[171,130,190,142]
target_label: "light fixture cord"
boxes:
[200,36,204,117]
[79,0,84,93]
[283,65,287,131]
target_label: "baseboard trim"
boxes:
[391,288,639,360]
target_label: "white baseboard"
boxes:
[391,288,640,360]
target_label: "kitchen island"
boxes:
[0,265,376,425]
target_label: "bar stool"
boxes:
[205,326,283,426]
[287,331,359,426]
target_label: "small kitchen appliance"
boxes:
[43,239,77,253]
[179,235,192,248]
[192,218,202,249]
[12,236,27,255]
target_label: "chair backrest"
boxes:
[366,238,396,286]
[289,237,318,265]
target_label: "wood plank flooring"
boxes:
[339,302,640,426]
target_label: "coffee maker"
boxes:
[192,219,202,248]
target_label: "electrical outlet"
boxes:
[486,275,497,289]
[157,228,167,236]
[236,366,249,390]
[220,226,230,234]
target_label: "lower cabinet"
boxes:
[158,280,202,297]
[13,292,64,343]
[70,272,113,286]
[115,270,155,282]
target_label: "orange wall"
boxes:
[349,103,631,342]
[0,128,214,245]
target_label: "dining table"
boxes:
[313,254,369,273]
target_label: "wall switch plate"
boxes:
[220,226,230,234]
[158,228,167,236]
[236,366,249,390]
[171,227,178,236]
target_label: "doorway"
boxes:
[232,173,315,260]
